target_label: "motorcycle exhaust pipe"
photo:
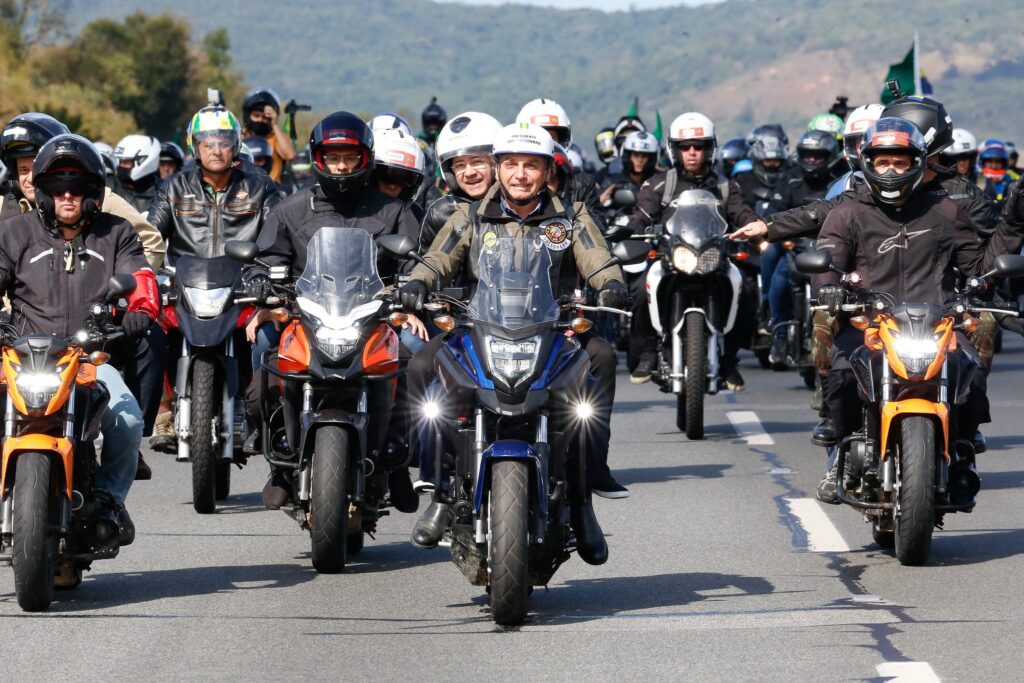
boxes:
[949,460,981,504]
[91,509,121,550]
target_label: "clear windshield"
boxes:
[296,227,384,318]
[665,189,728,249]
[469,237,560,330]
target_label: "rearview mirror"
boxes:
[106,274,137,302]
[794,250,833,275]
[225,240,258,264]
[611,239,651,266]
[993,254,1024,279]
[377,234,417,259]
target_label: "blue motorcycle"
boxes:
[389,235,644,625]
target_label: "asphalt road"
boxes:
[4,335,1024,681]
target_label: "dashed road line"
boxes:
[784,498,850,552]
[726,410,774,445]
[876,661,940,682]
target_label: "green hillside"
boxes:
[64,0,1024,144]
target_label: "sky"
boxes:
[440,0,720,10]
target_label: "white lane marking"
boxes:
[784,498,850,552]
[876,662,940,682]
[727,410,774,445]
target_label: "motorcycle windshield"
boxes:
[469,237,560,331]
[665,189,728,250]
[295,227,384,320]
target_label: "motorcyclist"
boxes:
[0,134,162,543]
[762,130,842,363]
[113,135,162,213]
[731,96,1003,449]
[282,145,315,195]
[717,138,749,178]
[516,98,600,211]
[811,117,1024,502]
[245,111,423,512]
[933,129,973,180]
[158,142,185,179]
[399,122,630,562]
[1,115,167,474]
[240,88,296,183]
[147,105,281,266]
[419,97,447,146]
[1009,142,1021,176]
[976,139,1017,204]
[370,112,414,136]
[592,126,618,185]
[372,128,426,212]
[626,112,761,390]
[806,113,844,139]
[242,136,274,175]
[738,125,789,215]
[417,111,502,254]
[94,141,118,181]
[598,130,659,214]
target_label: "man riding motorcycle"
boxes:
[399,122,631,559]
[113,135,163,214]
[0,134,160,542]
[626,112,761,389]
[245,111,423,511]
[810,117,1024,502]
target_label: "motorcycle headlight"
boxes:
[315,325,361,361]
[15,371,62,413]
[672,245,721,274]
[484,335,541,386]
[892,336,939,374]
[183,286,232,319]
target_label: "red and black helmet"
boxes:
[309,111,375,199]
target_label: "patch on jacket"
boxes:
[539,218,573,251]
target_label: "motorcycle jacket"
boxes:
[766,170,832,214]
[627,167,759,232]
[147,164,281,266]
[732,171,775,216]
[409,184,623,294]
[252,183,421,283]
[0,210,158,337]
[767,174,1002,241]
[419,192,466,254]
[815,191,1024,306]
[1,186,167,269]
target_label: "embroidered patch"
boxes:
[539,218,572,251]
[482,230,498,249]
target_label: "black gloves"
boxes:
[597,281,630,310]
[399,280,428,312]
[244,274,272,301]
[816,285,845,315]
[122,311,151,339]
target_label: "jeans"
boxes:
[96,364,143,504]
[760,243,784,304]
[109,321,167,436]
[252,322,282,373]
[768,255,796,332]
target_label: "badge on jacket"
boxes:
[539,218,573,251]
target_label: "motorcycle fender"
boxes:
[646,260,665,336]
[471,439,547,522]
[879,399,949,462]
[298,409,368,465]
[2,435,73,498]
[722,262,742,334]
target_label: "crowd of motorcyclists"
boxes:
[1,82,1023,613]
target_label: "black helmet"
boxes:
[421,96,448,139]
[242,136,273,163]
[594,126,616,164]
[795,130,840,181]
[859,117,927,206]
[32,134,106,226]
[613,115,646,153]
[747,127,789,187]
[717,137,748,176]
[159,142,185,170]
[881,96,953,157]
[1,113,70,166]
[309,111,374,201]
[242,88,281,137]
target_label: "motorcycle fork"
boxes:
[175,340,192,463]
[707,292,721,394]
[880,361,895,491]
[220,336,235,463]
[297,382,315,502]
[534,412,549,544]
[473,409,487,544]
[671,291,684,393]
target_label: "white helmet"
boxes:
[516,98,571,144]
[841,103,884,162]
[93,141,116,175]
[946,128,978,157]
[667,112,716,172]
[567,146,583,173]
[373,128,425,174]
[492,122,555,160]
[369,112,413,136]
[114,134,161,181]
[622,130,659,155]
[436,111,502,166]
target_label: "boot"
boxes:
[117,503,135,546]
[571,503,608,565]
[811,418,836,447]
[630,352,657,385]
[134,452,152,481]
[388,468,419,514]
[261,469,292,510]
[411,497,451,549]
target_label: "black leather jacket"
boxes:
[146,165,280,266]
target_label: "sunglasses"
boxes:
[675,142,706,152]
[41,179,86,198]
[378,166,420,187]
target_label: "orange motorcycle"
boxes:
[0,275,136,610]
[797,251,1024,565]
